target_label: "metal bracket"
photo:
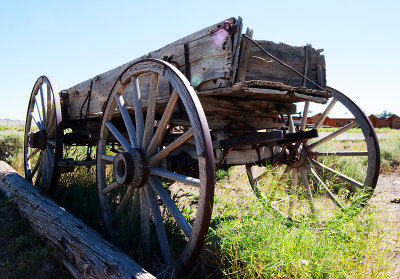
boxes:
[60,90,69,123]
[184,43,191,81]
[79,80,93,130]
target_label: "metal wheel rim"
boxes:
[247,87,380,221]
[24,76,62,193]
[96,59,214,274]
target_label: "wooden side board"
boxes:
[245,40,326,88]
[65,17,239,121]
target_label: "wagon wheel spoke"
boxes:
[307,120,358,150]
[149,128,194,165]
[310,159,364,189]
[111,186,135,225]
[116,93,137,148]
[145,186,173,266]
[142,73,159,149]
[131,76,145,148]
[309,168,344,210]
[245,165,262,199]
[313,98,338,130]
[34,159,43,187]
[149,167,200,188]
[106,121,132,151]
[24,76,62,194]
[34,95,43,125]
[288,115,295,133]
[39,151,48,187]
[147,90,179,156]
[149,176,192,237]
[28,153,42,180]
[27,148,40,160]
[101,181,121,194]
[39,85,46,129]
[100,154,114,164]
[299,167,315,214]
[43,147,54,187]
[30,112,43,130]
[47,103,56,138]
[97,60,214,272]
[140,188,150,258]
[300,101,310,131]
[47,139,56,147]
[288,168,298,218]
[46,84,52,128]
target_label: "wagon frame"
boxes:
[23,16,380,275]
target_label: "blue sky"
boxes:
[1,0,399,120]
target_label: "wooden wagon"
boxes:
[23,17,380,275]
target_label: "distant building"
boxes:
[293,112,356,128]
[369,114,400,129]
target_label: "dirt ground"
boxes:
[371,172,400,277]
[1,172,400,278]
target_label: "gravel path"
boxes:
[371,173,400,276]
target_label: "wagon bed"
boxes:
[62,17,329,128]
[23,16,380,276]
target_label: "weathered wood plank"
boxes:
[0,161,155,279]
[230,16,243,83]
[236,28,253,82]
[199,96,296,117]
[245,40,326,88]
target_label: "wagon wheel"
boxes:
[24,76,63,193]
[96,59,214,274]
[247,87,380,221]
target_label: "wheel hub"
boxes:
[281,143,307,168]
[113,148,148,187]
[29,130,47,150]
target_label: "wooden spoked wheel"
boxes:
[247,87,380,222]
[96,59,214,274]
[24,76,63,193]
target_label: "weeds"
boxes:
[0,129,23,166]
[209,167,391,278]
[1,127,399,278]
[0,192,71,279]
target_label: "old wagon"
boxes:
[23,17,380,274]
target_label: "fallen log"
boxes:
[0,161,155,279]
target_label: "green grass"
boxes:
[1,127,400,278]
[208,178,390,278]
[0,192,72,279]
[0,125,25,131]
[0,129,24,166]
[379,129,400,172]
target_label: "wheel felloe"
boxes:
[97,59,214,273]
[247,87,380,222]
[24,76,62,193]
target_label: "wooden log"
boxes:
[65,17,238,121]
[0,161,155,279]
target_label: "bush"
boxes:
[0,129,24,164]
